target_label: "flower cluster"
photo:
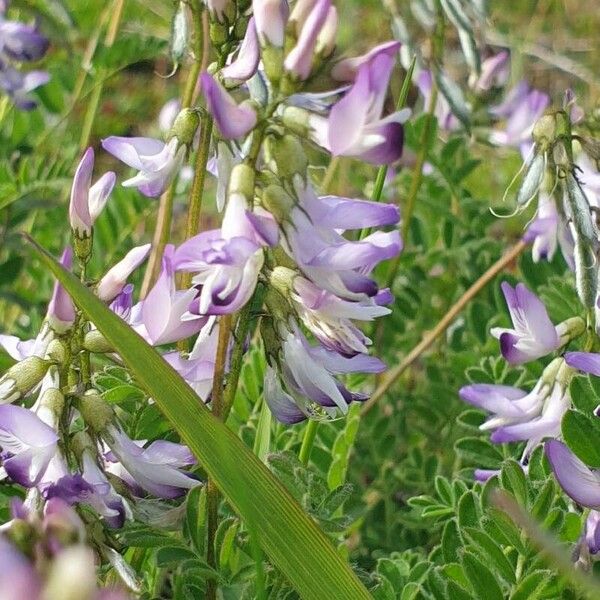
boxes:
[0,1,404,590]
[0,2,49,109]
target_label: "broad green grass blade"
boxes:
[28,237,371,600]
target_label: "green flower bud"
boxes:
[76,389,114,433]
[210,21,229,45]
[264,134,308,179]
[168,108,200,148]
[83,330,114,354]
[0,356,50,403]
[45,338,67,364]
[73,234,93,265]
[261,184,296,222]
[269,265,297,296]
[262,45,284,85]
[281,106,310,137]
[532,114,557,148]
[229,163,255,200]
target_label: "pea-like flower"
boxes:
[69,147,116,237]
[102,136,185,198]
[491,282,561,364]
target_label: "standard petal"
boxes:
[546,440,600,508]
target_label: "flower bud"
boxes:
[96,244,151,302]
[229,163,255,200]
[556,316,586,346]
[45,338,67,364]
[269,265,297,296]
[264,133,308,178]
[0,356,50,404]
[281,105,310,136]
[76,389,114,433]
[46,248,76,334]
[284,0,331,81]
[532,114,557,149]
[83,330,114,354]
[168,108,200,147]
[316,6,337,56]
[261,184,296,222]
[254,0,287,47]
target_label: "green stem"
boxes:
[205,312,233,600]
[141,5,207,298]
[380,83,438,294]
[359,55,417,240]
[299,419,319,466]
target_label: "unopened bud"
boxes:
[45,338,67,364]
[556,316,586,346]
[96,243,151,302]
[264,134,308,178]
[229,163,255,200]
[168,108,200,147]
[270,266,297,296]
[281,106,310,136]
[210,21,229,45]
[532,114,557,148]
[0,356,50,404]
[261,184,296,222]
[83,330,114,354]
[77,389,114,433]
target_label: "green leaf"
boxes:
[509,570,554,600]
[28,239,370,600]
[463,527,516,584]
[500,460,529,508]
[457,491,479,529]
[442,519,462,563]
[569,376,600,414]
[562,410,600,467]
[460,551,504,600]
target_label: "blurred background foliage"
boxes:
[1,0,600,597]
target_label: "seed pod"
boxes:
[516,153,545,207]
[458,28,480,77]
[170,2,189,67]
[434,69,470,129]
[440,0,473,32]
[565,172,596,242]
[573,237,598,308]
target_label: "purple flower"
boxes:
[0,20,49,61]
[204,0,231,21]
[102,136,185,197]
[565,351,600,377]
[490,81,549,152]
[327,53,409,164]
[221,17,260,84]
[201,72,257,139]
[491,282,560,364]
[139,245,206,345]
[416,70,457,131]
[45,451,128,529]
[291,274,391,355]
[460,358,571,458]
[284,0,331,80]
[163,318,219,402]
[584,511,600,554]
[264,365,309,424]
[546,440,600,508]
[175,189,276,315]
[46,247,76,333]
[0,63,48,109]
[272,324,383,418]
[104,425,199,499]
[253,0,288,47]
[280,180,400,300]
[331,40,401,83]
[96,244,151,302]
[69,148,116,237]
[470,50,509,92]
[0,404,59,486]
[523,193,559,263]
[0,536,42,599]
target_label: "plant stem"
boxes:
[299,419,319,466]
[359,54,416,240]
[361,240,527,416]
[141,5,207,297]
[205,312,233,600]
[78,0,125,151]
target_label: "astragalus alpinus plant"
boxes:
[2,0,600,598]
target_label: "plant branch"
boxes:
[362,239,527,416]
